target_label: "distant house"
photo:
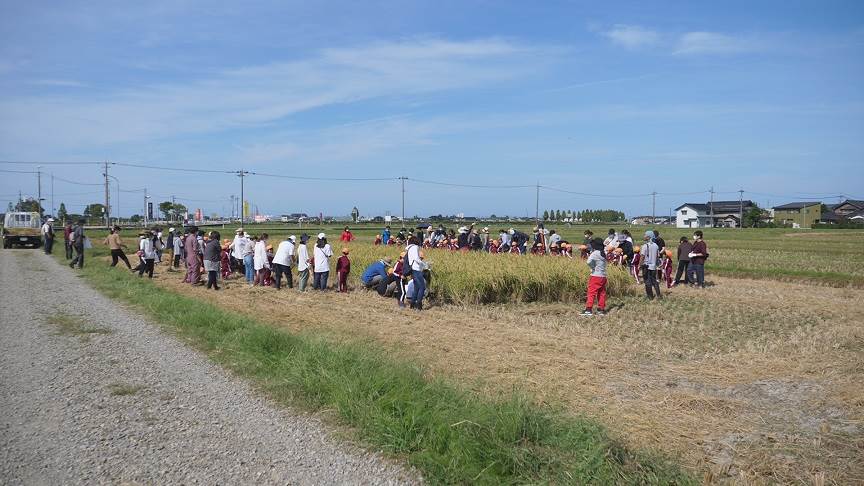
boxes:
[772,202,822,228]
[675,200,755,228]
[630,216,654,225]
[832,199,864,219]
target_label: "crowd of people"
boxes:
[46,217,708,314]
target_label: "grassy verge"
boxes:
[56,248,692,484]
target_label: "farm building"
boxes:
[675,200,755,228]
[772,202,822,228]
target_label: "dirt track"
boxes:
[0,249,417,485]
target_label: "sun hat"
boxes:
[168,227,175,232]
[47,217,54,222]
[317,232,326,239]
[288,235,296,242]
[458,226,468,234]
[236,227,243,233]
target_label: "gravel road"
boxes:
[0,250,418,485]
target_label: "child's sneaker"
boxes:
[579,309,593,317]
[596,309,607,316]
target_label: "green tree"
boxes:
[57,202,68,222]
[15,198,41,213]
[83,203,106,224]
[351,206,360,223]
[543,210,549,221]
[555,209,561,221]
[743,205,765,228]
[158,201,174,220]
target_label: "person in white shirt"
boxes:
[241,233,256,283]
[296,234,311,291]
[405,235,428,310]
[312,232,333,290]
[272,235,296,289]
[229,228,246,275]
[41,218,55,254]
[138,231,158,278]
[252,233,270,286]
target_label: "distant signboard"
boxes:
[384,215,392,222]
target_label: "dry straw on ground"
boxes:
[120,250,863,484]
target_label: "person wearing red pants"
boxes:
[336,247,351,292]
[581,238,608,316]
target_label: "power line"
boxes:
[0,168,38,174]
[0,160,101,166]
[52,175,104,186]
[110,161,236,174]
[541,185,652,198]
[408,177,533,189]
[249,171,397,182]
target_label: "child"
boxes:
[262,244,274,286]
[374,234,382,245]
[630,245,642,284]
[220,239,232,280]
[336,247,351,292]
[581,238,607,316]
[661,249,674,289]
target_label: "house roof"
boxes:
[836,199,864,209]
[675,203,708,211]
[772,202,821,210]
[675,200,755,213]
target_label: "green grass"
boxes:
[46,312,113,338]
[108,382,144,396]
[58,248,692,485]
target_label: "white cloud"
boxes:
[674,31,760,55]
[0,38,545,150]
[600,25,660,49]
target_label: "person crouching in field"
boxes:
[336,248,351,292]
[581,238,608,316]
[220,239,231,280]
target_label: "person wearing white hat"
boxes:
[228,228,247,276]
[41,217,56,254]
[272,235,296,289]
[312,233,333,290]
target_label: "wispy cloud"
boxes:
[0,38,548,149]
[32,79,88,87]
[673,31,761,55]
[600,25,660,49]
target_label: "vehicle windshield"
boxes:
[4,213,41,229]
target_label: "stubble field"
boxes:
[97,225,863,483]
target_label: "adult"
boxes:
[241,233,255,283]
[272,235,296,290]
[405,235,427,310]
[360,257,392,295]
[340,226,355,242]
[498,229,510,252]
[41,218,55,254]
[673,236,692,286]
[640,230,661,300]
[653,230,667,253]
[603,229,618,248]
[618,234,634,264]
[296,234,311,291]
[229,228,246,274]
[312,233,333,290]
[171,230,183,269]
[138,230,159,278]
[480,227,491,251]
[548,230,561,247]
[105,225,132,269]
[69,219,86,269]
[155,228,165,264]
[456,227,469,250]
[509,228,529,254]
[63,222,74,259]
[203,230,221,290]
[381,226,391,245]
[687,230,708,288]
[253,233,270,286]
[184,225,201,284]
[469,228,483,251]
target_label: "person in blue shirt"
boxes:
[381,226,391,245]
[361,257,392,295]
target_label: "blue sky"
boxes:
[1,0,863,218]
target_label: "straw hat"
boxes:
[317,232,326,239]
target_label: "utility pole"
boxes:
[651,191,657,224]
[709,186,715,228]
[402,176,407,225]
[237,170,248,224]
[37,166,43,216]
[738,189,744,229]
[535,182,540,223]
[143,188,149,227]
[103,160,110,228]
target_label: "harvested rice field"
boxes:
[123,226,864,484]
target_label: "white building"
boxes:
[675,204,711,228]
[675,200,755,228]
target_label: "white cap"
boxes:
[47,218,54,222]
[168,227,175,232]
[288,235,296,242]
[317,232,326,239]
[508,228,515,235]
[458,226,468,234]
